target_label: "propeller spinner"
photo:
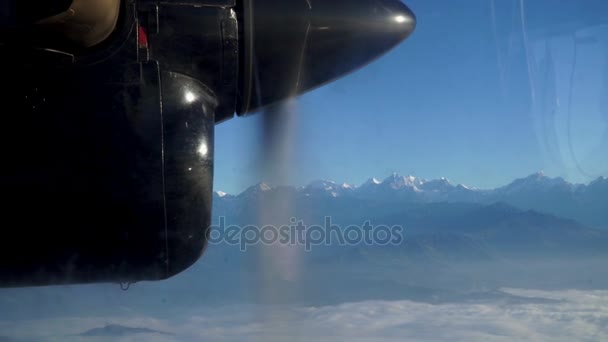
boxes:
[239,0,416,114]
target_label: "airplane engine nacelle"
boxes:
[0,0,414,287]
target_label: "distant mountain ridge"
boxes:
[215,172,608,229]
[208,173,608,294]
[79,324,172,337]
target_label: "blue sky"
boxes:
[215,0,608,194]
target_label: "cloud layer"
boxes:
[1,288,607,341]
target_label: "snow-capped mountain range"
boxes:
[218,171,605,200]
[208,172,608,293]
[215,172,608,229]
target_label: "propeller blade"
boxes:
[253,104,301,304]
[246,0,417,310]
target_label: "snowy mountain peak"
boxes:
[501,173,573,194]
[303,179,354,197]
[419,177,454,192]
[456,183,474,190]
[363,177,381,186]
[241,182,272,195]
[307,179,338,190]
[341,183,354,189]
[237,182,274,198]
[258,183,272,191]
[216,191,228,197]
[382,173,422,189]
[532,171,552,181]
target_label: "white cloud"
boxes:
[0,289,607,341]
